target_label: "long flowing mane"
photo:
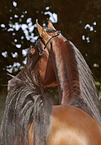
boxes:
[67,40,101,124]
[0,39,58,145]
[45,28,101,125]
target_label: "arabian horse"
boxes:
[36,20,101,124]
[0,20,101,145]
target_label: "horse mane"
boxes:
[0,71,41,144]
[0,39,54,145]
[0,28,100,144]
[51,35,100,124]
[67,40,101,125]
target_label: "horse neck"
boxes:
[70,41,101,125]
[51,38,101,126]
[51,39,80,105]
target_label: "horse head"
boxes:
[26,26,57,89]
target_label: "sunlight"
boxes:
[1,24,5,28]
[22,49,28,57]
[44,11,58,23]
[13,1,17,7]
[11,52,18,58]
[16,44,21,48]
[2,51,8,58]
[84,24,94,31]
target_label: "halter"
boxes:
[38,31,60,55]
[29,31,60,68]
[43,31,60,50]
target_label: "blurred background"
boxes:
[0,0,101,123]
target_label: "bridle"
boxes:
[43,31,60,50]
[29,31,60,67]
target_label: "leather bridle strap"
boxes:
[43,31,60,50]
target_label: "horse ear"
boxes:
[36,20,50,42]
[48,20,56,30]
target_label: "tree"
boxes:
[0,0,101,92]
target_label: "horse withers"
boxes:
[28,105,101,145]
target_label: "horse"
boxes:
[0,20,101,145]
[36,20,101,125]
